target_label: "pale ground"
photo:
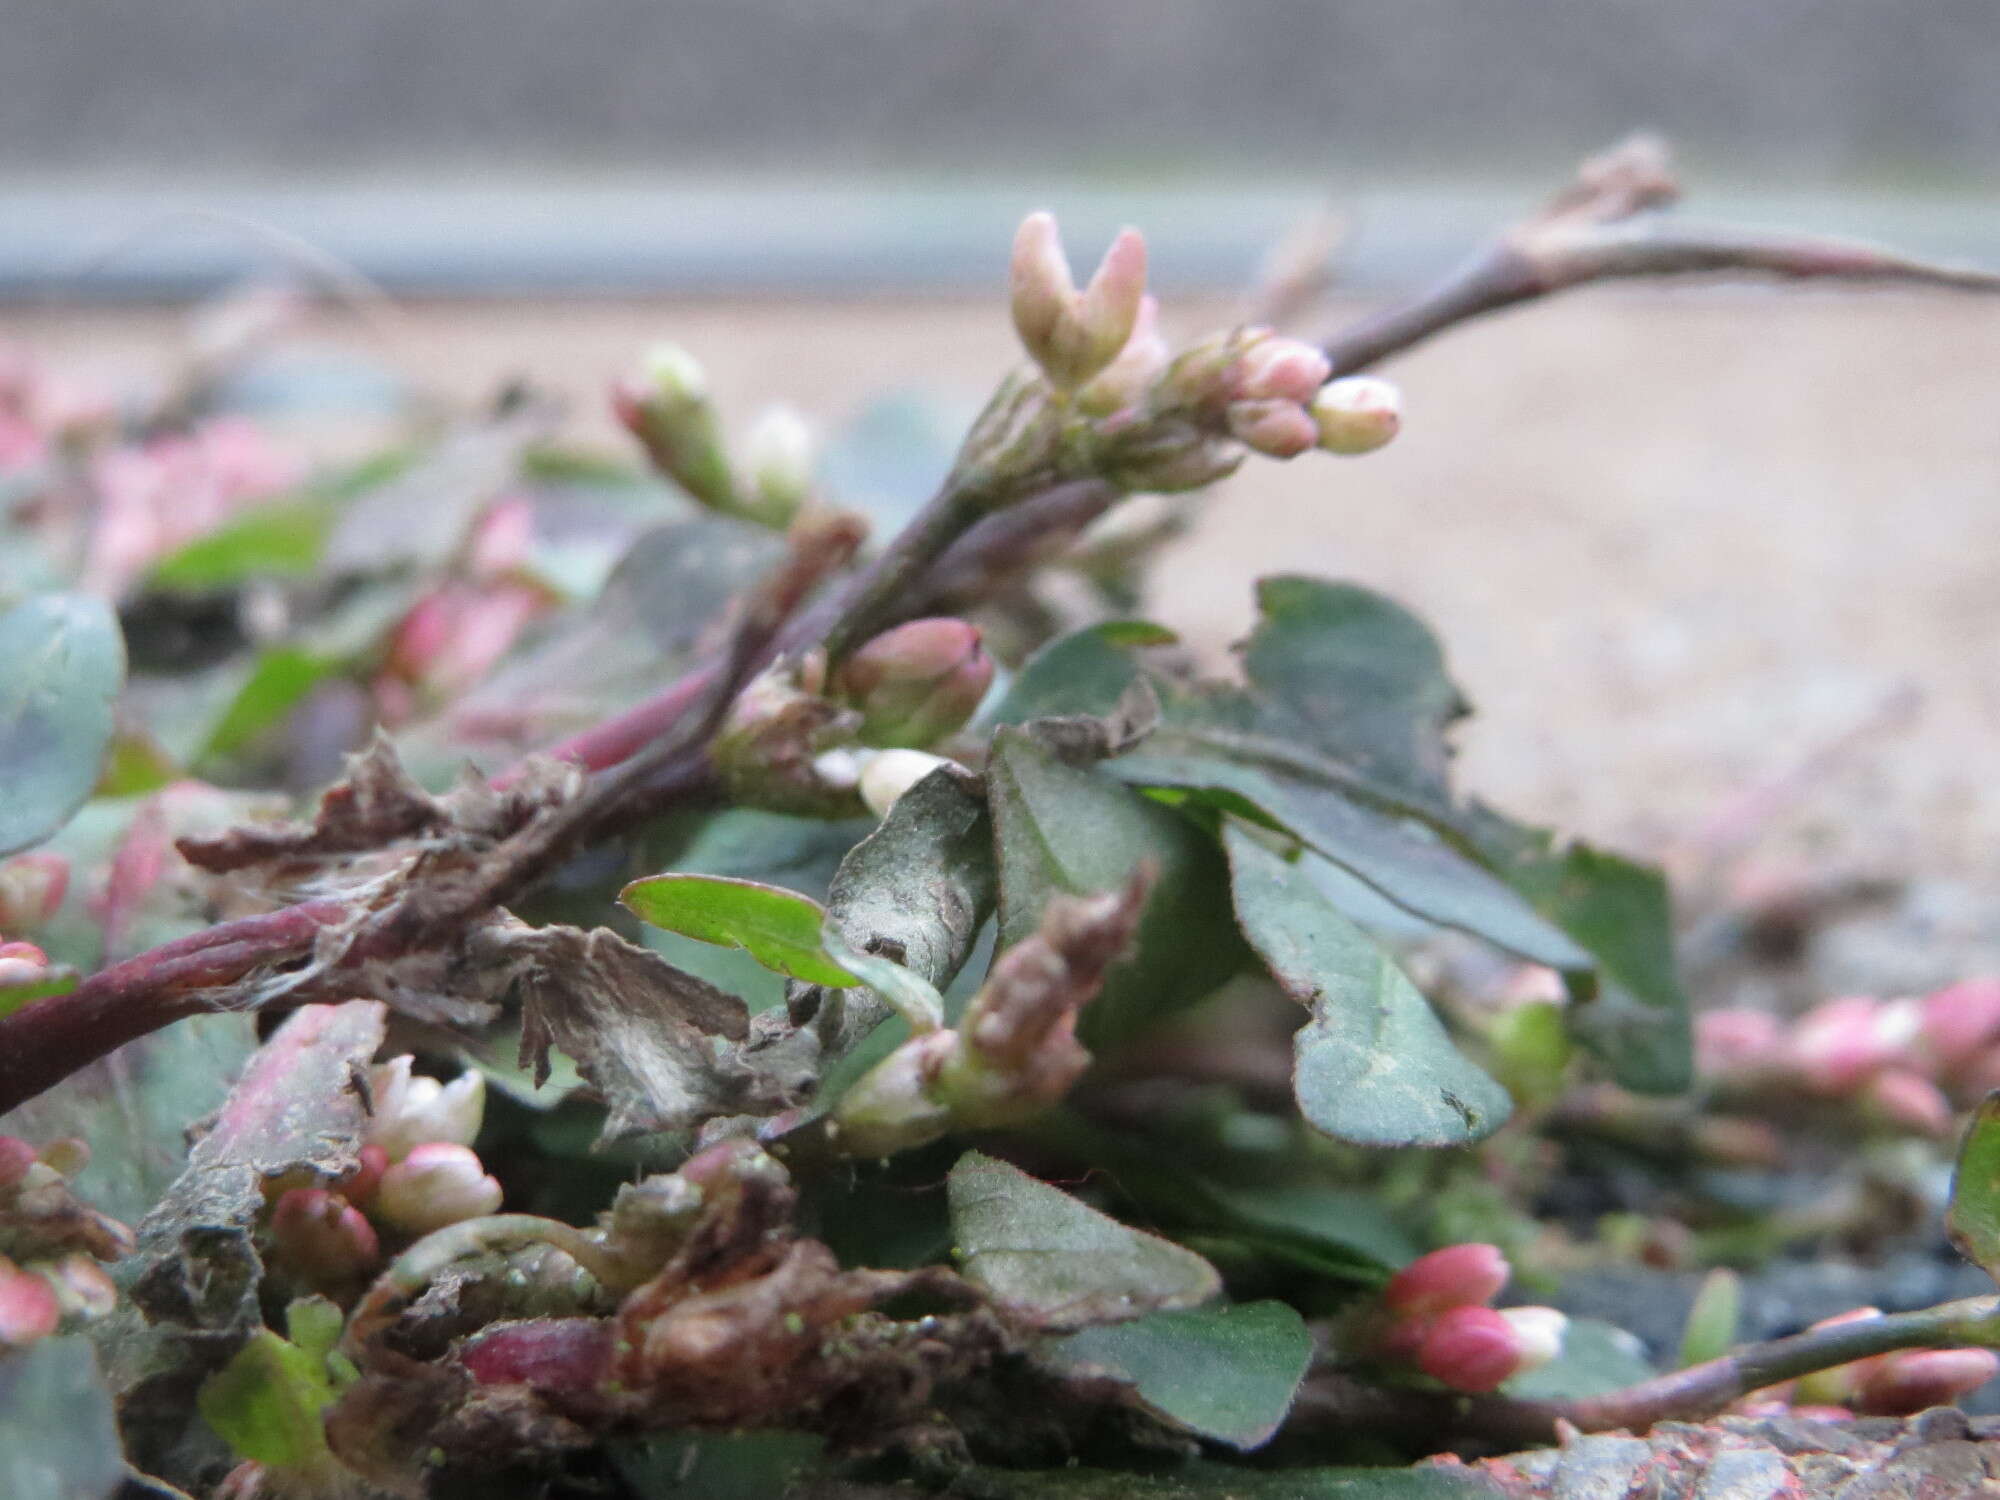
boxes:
[8,291,1999,976]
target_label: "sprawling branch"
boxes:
[7,134,2000,1120]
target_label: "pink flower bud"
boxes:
[462,1317,613,1390]
[1791,996,1920,1094]
[269,1188,381,1285]
[375,1143,504,1236]
[1384,1243,1511,1320]
[1077,295,1170,416]
[1008,212,1149,390]
[341,1143,390,1208]
[0,853,69,931]
[1921,979,2000,1074]
[1233,338,1332,405]
[1694,1008,1785,1078]
[836,618,994,749]
[1311,376,1402,455]
[0,940,51,989]
[0,1258,60,1347]
[1865,1068,1955,1137]
[468,496,535,580]
[1496,1306,1568,1374]
[1227,399,1320,459]
[1418,1305,1523,1393]
[365,1058,487,1162]
[1853,1347,2000,1416]
[0,1136,37,1191]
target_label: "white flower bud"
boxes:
[1497,1305,1569,1374]
[643,344,708,401]
[858,749,954,820]
[743,403,815,522]
[375,1142,504,1236]
[366,1057,487,1163]
[1311,376,1403,455]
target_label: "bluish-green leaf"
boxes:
[1225,822,1510,1147]
[948,1150,1221,1330]
[988,728,1248,1045]
[0,1337,126,1500]
[988,619,1178,728]
[0,594,125,856]
[1049,1301,1314,1450]
[621,873,858,987]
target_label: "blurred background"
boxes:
[4,1,1998,992]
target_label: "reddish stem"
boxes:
[491,662,720,790]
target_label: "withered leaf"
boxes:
[510,924,754,1139]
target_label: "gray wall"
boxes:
[6,1,1998,185]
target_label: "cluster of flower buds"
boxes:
[1359,1243,1568,1394]
[830,874,1149,1157]
[613,346,815,527]
[0,1135,129,1351]
[1002,212,1402,493]
[84,415,301,597]
[262,1058,500,1295]
[1696,977,2000,1139]
[1740,1306,2000,1419]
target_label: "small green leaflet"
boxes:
[0,593,125,857]
[1048,1301,1314,1450]
[622,873,858,987]
[1224,822,1509,1147]
[1949,1091,2000,1283]
[948,1150,1221,1330]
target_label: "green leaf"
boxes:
[947,1150,1221,1330]
[197,1328,337,1469]
[147,496,339,589]
[1224,823,1510,1147]
[621,873,857,987]
[1239,577,1465,812]
[1502,1318,1654,1401]
[988,729,1248,1046]
[1469,817,1693,1094]
[0,594,125,856]
[988,619,1179,727]
[1049,1301,1314,1450]
[1949,1091,2000,1283]
[0,1337,127,1500]
[1198,1182,1418,1274]
[613,1430,828,1500]
[1677,1268,1742,1369]
[198,645,341,761]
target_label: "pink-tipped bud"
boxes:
[468,496,535,580]
[1496,1306,1568,1375]
[1226,399,1320,459]
[0,1136,37,1192]
[0,1258,60,1347]
[375,1143,504,1237]
[340,1143,390,1209]
[0,940,51,990]
[1694,1008,1786,1078]
[1311,376,1402,455]
[1418,1305,1523,1393]
[1076,295,1171,416]
[365,1057,487,1163]
[1233,338,1333,405]
[1866,1068,1955,1137]
[614,345,737,512]
[1853,1347,2000,1416]
[1008,213,1149,390]
[835,618,995,749]
[1383,1243,1511,1321]
[269,1188,381,1285]
[1921,979,2000,1074]
[1791,996,1920,1095]
[0,853,69,931]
